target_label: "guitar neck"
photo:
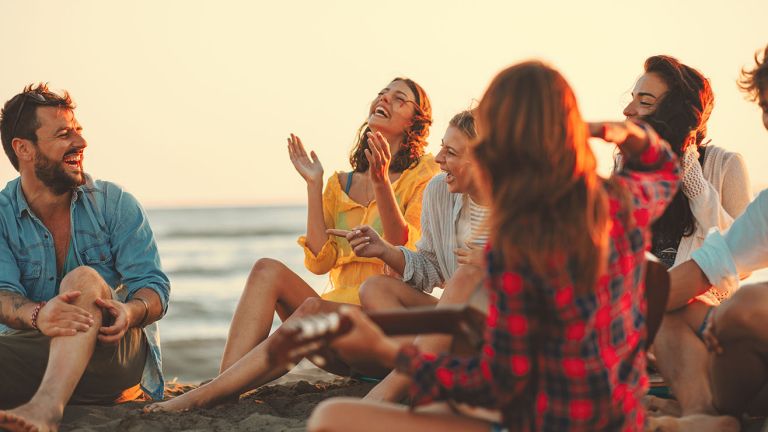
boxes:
[368,305,479,336]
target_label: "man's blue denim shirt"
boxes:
[0,175,170,400]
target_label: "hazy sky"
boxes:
[1,0,766,207]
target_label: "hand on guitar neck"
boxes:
[267,304,486,372]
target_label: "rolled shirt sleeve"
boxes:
[692,190,768,295]
[0,230,24,297]
[106,185,170,311]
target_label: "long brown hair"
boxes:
[349,77,432,173]
[473,61,610,294]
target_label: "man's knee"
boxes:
[718,283,768,339]
[60,266,110,298]
[359,275,396,310]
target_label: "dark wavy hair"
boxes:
[349,77,432,173]
[641,55,714,246]
[739,44,768,101]
[0,83,75,171]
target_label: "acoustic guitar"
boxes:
[267,258,670,370]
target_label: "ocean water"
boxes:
[146,205,329,380]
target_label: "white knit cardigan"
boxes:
[676,145,752,304]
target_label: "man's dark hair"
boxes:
[0,83,74,171]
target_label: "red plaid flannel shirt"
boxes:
[395,129,679,431]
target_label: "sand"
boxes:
[59,363,376,432]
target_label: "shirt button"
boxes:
[49,277,54,281]
[44,234,49,238]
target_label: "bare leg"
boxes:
[0,266,109,432]
[145,296,343,412]
[709,283,768,417]
[653,301,715,415]
[365,265,484,402]
[358,275,438,312]
[307,397,492,432]
[646,414,740,432]
[220,258,319,373]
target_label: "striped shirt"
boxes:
[399,173,490,293]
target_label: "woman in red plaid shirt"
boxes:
[308,61,680,432]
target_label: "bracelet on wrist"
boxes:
[31,301,46,331]
[131,297,150,328]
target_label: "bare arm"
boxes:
[667,260,711,311]
[589,121,651,158]
[0,290,36,329]
[126,288,164,327]
[366,132,410,246]
[304,180,327,255]
[288,134,328,255]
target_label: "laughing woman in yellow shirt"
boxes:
[146,78,438,412]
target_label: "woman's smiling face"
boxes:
[623,72,669,119]
[435,125,476,194]
[367,80,417,137]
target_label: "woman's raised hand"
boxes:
[588,121,651,158]
[364,131,392,185]
[288,133,324,185]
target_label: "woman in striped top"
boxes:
[331,110,491,402]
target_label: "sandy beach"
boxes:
[59,361,375,432]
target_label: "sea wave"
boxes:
[160,227,303,239]
[167,265,252,278]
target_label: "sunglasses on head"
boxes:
[10,92,48,141]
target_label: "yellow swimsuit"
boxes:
[297,154,439,305]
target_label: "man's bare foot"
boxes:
[0,404,61,432]
[644,395,682,417]
[648,414,740,432]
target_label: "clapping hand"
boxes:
[288,133,324,185]
[365,131,392,185]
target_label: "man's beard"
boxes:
[34,151,85,195]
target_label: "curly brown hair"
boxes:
[349,78,432,173]
[738,44,768,101]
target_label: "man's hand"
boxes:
[701,307,723,355]
[95,298,130,345]
[36,291,95,337]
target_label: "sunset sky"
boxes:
[1,0,766,207]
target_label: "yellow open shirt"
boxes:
[297,154,439,305]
